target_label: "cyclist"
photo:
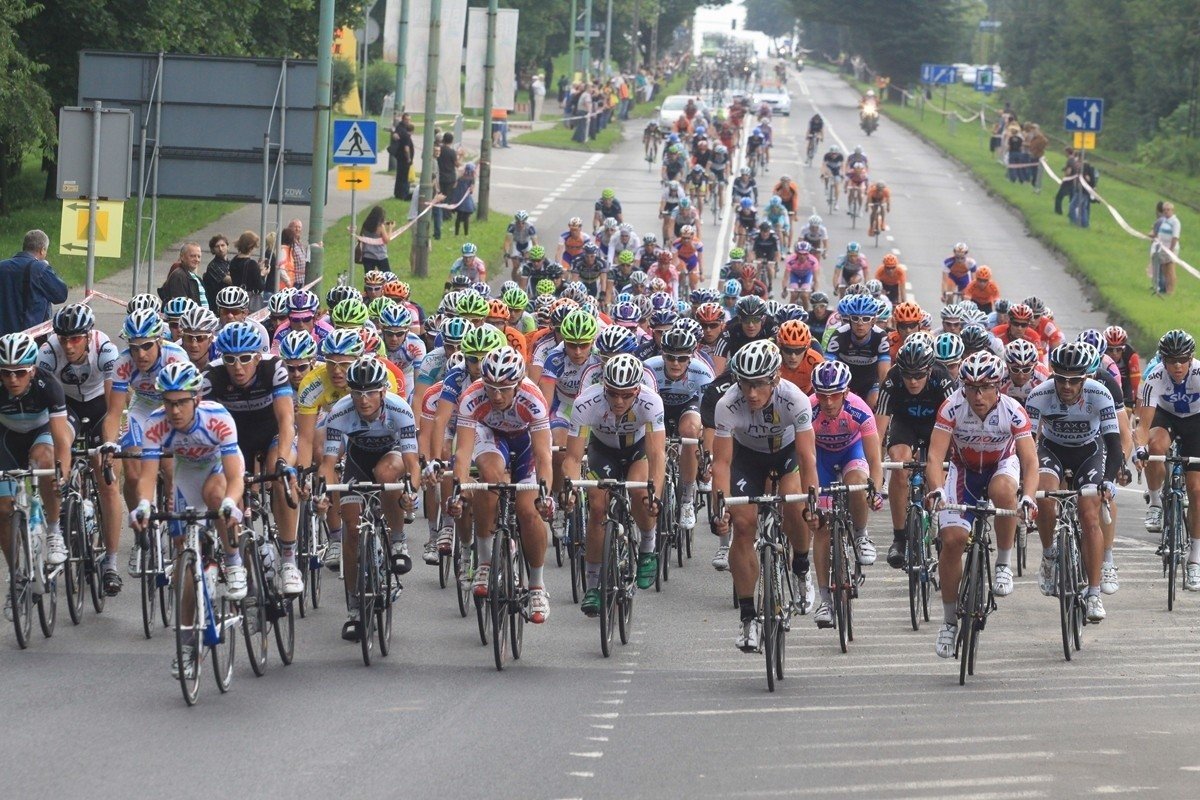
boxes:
[934,331,965,384]
[865,180,891,237]
[711,341,818,651]
[1135,330,1200,591]
[539,309,599,508]
[164,297,200,341]
[37,305,123,592]
[772,175,800,222]
[448,347,555,622]
[847,144,869,171]
[661,143,687,184]
[635,234,661,274]
[213,286,271,353]
[809,360,884,627]
[807,292,834,347]
[1000,339,1048,405]
[1104,325,1141,408]
[963,265,1000,314]
[925,351,1039,658]
[645,328,714,532]
[502,210,538,282]
[834,242,870,294]
[731,167,758,209]
[128,361,245,676]
[824,294,891,408]
[659,181,686,242]
[748,220,781,291]
[800,215,829,259]
[685,165,712,214]
[554,217,591,269]
[844,161,869,212]
[708,144,730,201]
[777,319,824,393]
[593,188,623,230]
[449,243,487,284]
[177,306,220,370]
[1027,342,1123,621]
[378,303,426,404]
[671,224,705,292]
[942,242,976,302]
[320,356,419,640]
[519,245,557,291]
[873,253,907,305]
[806,113,824,159]
[570,242,610,299]
[734,197,759,249]
[992,302,1045,355]
[821,145,845,209]
[1023,296,1065,349]
[877,335,956,568]
[563,355,665,614]
[784,241,821,307]
[606,224,641,266]
[362,270,387,303]
[746,126,765,169]
[0,333,72,582]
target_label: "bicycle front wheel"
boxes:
[139,541,157,639]
[377,553,393,658]
[957,546,978,686]
[63,497,85,625]
[174,550,202,706]
[358,529,379,666]
[831,517,849,654]
[9,512,32,649]
[1165,497,1180,611]
[240,538,270,677]
[490,529,512,670]
[599,524,619,657]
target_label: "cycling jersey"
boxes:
[112,340,192,416]
[607,234,641,264]
[773,182,799,210]
[735,207,758,232]
[531,331,559,369]
[569,382,665,449]
[595,199,623,221]
[270,319,334,354]
[835,255,870,278]
[1111,346,1142,407]
[800,225,828,251]
[37,331,119,403]
[824,325,890,397]
[297,361,401,416]
[876,363,956,431]
[731,178,757,203]
[0,372,67,434]
[943,256,977,286]
[1025,379,1118,447]
[808,311,834,346]
[1140,359,1200,417]
[449,256,487,283]
[823,153,845,174]
[456,378,549,435]
[324,393,418,456]
[1000,366,1049,405]
[571,254,609,283]
[708,154,729,177]
[812,392,876,452]
[715,324,774,360]
[934,391,1032,471]
[749,232,780,260]
[542,345,601,423]
[671,237,704,271]
[714,378,812,453]
[784,254,819,284]
[747,134,764,152]
[644,355,714,407]
[781,349,825,394]
[506,222,537,251]
[559,230,591,264]
[416,348,450,388]
[141,401,239,464]
[764,207,790,230]
[519,259,555,283]
[202,359,292,459]
[386,333,427,400]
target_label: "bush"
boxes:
[331,59,356,108]
[361,61,397,116]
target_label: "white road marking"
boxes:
[570,751,604,758]
[760,752,1053,770]
[725,775,1053,798]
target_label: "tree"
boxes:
[744,0,799,51]
[0,0,55,214]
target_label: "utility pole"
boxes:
[478,0,498,223]
[650,11,659,71]
[569,0,577,78]
[411,0,440,278]
[307,0,335,285]
[584,0,594,81]
[631,0,640,74]
[394,0,409,112]
[604,0,613,77]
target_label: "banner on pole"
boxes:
[464,8,520,110]
[405,0,467,115]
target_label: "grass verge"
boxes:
[630,72,687,119]
[843,76,1196,354]
[319,197,510,312]
[514,122,622,153]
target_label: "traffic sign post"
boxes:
[1064,97,1104,132]
[59,200,124,259]
[974,68,994,94]
[920,64,957,116]
[332,119,378,281]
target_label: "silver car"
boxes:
[753,87,791,116]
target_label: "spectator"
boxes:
[286,218,310,284]
[160,241,208,307]
[228,230,268,310]
[435,132,460,238]
[388,114,415,201]
[1024,123,1049,192]
[557,74,569,106]
[353,206,399,271]
[1152,201,1182,295]
[1070,158,1097,228]
[1005,123,1025,182]
[573,83,592,143]
[449,163,477,236]
[1054,147,1078,215]
[491,106,509,148]
[0,229,68,335]
[203,234,232,305]
[531,74,546,121]
[277,227,298,290]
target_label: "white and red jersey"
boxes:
[934,390,1031,472]
[141,401,241,464]
[419,381,444,424]
[999,364,1050,405]
[456,378,549,435]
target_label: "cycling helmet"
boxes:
[777,304,808,323]
[763,300,783,320]
[690,288,718,305]
[837,294,877,318]
[865,279,884,296]
[164,297,199,321]
[535,279,556,297]
[502,287,529,311]
[460,324,506,357]
[0,333,38,366]
[965,308,989,327]
[877,303,893,324]
[345,356,389,391]
[1005,338,1039,368]
[215,286,250,310]
[440,291,464,315]
[549,300,579,328]
[267,291,293,318]
[215,321,266,355]
[1007,303,1034,324]
[612,301,641,326]
[994,298,1011,316]
[776,320,812,348]
[695,302,725,325]
[735,295,768,319]
[601,188,616,200]
[642,234,658,246]
[649,291,674,312]
[321,328,366,358]
[1077,329,1104,352]
[456,242,477,259]
[455,292,490,319]
[568,216,583,228]
[382,280,405,300]
[808,215,823,227]
[959,299,979,314]
[618,223,634,236]
[560,309,598,344]
[127,293,162,315]
[331,298,370,327]
[1048,342,1093,375]
[895,337,936,373]
[1022,296,1045,316]
[723,279,741,298]
[953,242,969,256]
[752,127,763,137]
[602,218,619,233]
[739,166,752,176]
[440,317,470,344]
[768,195,782,207]
[758,221,772,232]
[975,265,993,281]
[740,263,758,282]
[179,307,219,334]
[811,292,830,307]
[486,298,509,322]
[327,285,362,308]
[1080,342,1103,375]
[514,210,530,223]
[596,325,637,357]
[289,289,321,316]
[674,317,703,339]
[363,270,387,287]
[794,241,812,255]
[959,351,1005,384]
[881,253,899,268]
[853,145,864,155]
[528,244,547,260]
[660,327,697,355]
[368,296,395,322]
[649,309,679,329]
[629,270,649,287]
[603,354,644,390]
[472,281,491,298]
[616,292,635,305]
[828,145,842,154]
[739,197,753,210]
[844,283,870,296]
[154,361,203,394]
[730,340,782,381]
[715,144,728,154]
[582,242,601,257]
[940,303,963,322]
[675,300,692,317]
[451,275,475,290]
[679,225,695,237]
[1158,329,1196,359]
[934,332,965,363]
[481,346,526,386]
[53,303,96,335]
[617,250,635,267]
[1103,325,1128,348]
[960,325,991,354]
[892,302,922,325]
[846,241,861,254]
[379,303,413,330]
[280,329,318,361]
[122,308,164,341]
[729,247,747,261]
[812,360,853,393]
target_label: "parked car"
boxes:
[753,86,792,116]
[657,95,709,129]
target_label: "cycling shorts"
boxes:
[662,202,679,218]
[939,455,1020,530]
[339,444,396,505]
[119,405,153,450]
[66,396,108,448]
[787,272,814,291]
[0,424,53,499]
[881,283,901,304]
[730,442,796,498]
[816,440,869,489]
[586,437,646,481]
[473,428,535,483]
[1037,438,1105,488]
[664,402,701,437]
[947,271,970,291]
[885,417,934,452]
[168,460,223,524]
[1150,409,1200,471]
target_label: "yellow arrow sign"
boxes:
[336,165,371,191]
[59,200,124,259]
[1073,131,1096,150]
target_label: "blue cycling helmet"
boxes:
[667,133,680,144]
[649,309,679,329]
[724,279,741,298]
[155,361,203,394]
[472,281,491,298]
[691,288,719,305]
[461,242,478,257]
[777,304,808,323]
[739,197,753,209]
[595,325,638,357]
[215,321,266,355]
[679,197,691,209]
[649,291,674,312]
[440,316,470,344]
[379,303,413,329]
[812,361,853,394]
[676,300,691,316]
[616,292,635,305]
[837,294,877,318]
[122,309,164,341]
[768,195,782,207]
[846,241,861,254]
[279,330,318,360]
[0,333,39,366]
[320,327,366,357]
[934,332,965,362]
[753,127,763,137]
[695,125,706,136]
[1077,328,1104,351]
[163,296,198,320]
[288,289,320,315]
[612,301,641,326]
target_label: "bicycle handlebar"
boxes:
[458,482,542,493]
[721,493,810,507]
[938,503,1020,517]
[146,508,223,523]
[0,468,57,479]
[1036,486,1103,499]
[568,479,652,491]
[881,461,949,470]
[325,479,416,493]
[1144,455,1200,465]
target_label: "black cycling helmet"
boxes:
[735,295,767,319]
[1048,341,1093,375]
[1158,329,1196,360]
[896,337,935,373]
[959,324,992,354]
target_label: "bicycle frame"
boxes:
[1145,447,1200,610]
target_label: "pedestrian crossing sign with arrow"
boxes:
[59,199,123,259]
[332,119,377,165]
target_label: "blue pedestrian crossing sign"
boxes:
[332,119,377,165]
[1064,97,1103,133]
[920,64,957,85]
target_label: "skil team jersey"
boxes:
[569,383,665,449]
[714,379,813,454]
[456,378,550,435]
[112,340,192,415]
[1024,378,1118,447]
[141,401,240,464]
[934,391,1032,471]
[810,391,877,452]
[324,393,418,455]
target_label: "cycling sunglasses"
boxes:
[128,341,158,353]
[1052,374,1086,386]
[222,353,258,366]
[604,388,639,401]
[663,353,691,363]
[1008,365,1034,375]
[848,315,875,324]
[0,367,32,378]
[780,346,808,356]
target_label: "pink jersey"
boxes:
[785,253,820,280]
[934,390,1032,471]
[456,378,549,435]
[809,391,877,452]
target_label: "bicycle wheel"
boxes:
[567,498,582,604]
[157,527,173,629]
[967,545,987,678]
[36,545,56,639]
[377,549,393,658]
[295,501,311,618]
[599,523,619,657]
[454,534,469,618]
[921,521,935,623]
[906,509,922,632]
[658,479,675,587]
[1068,530,1084,652]
[211,593,238,694]
[830,517,848,653]
[1165,496,1179,611]
[1016,523,1028,577]
[174,550,202,705]
[309,507,326,611]
[86,481,106,615]
[618,530,636,644]
[240,537,269,677]
[1056,528,1074,660]
[490,529,512,670]
[957,544,978,686]
[359,528,378,666]
[553,512,564,568]
[139,540,157,639]
[510,535,526,662]
[272,581,295,666]
[62,496,85,625]
[760,538,777,692]
[9,511,32,649]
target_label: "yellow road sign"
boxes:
[59,200,124,259]
[337,165,371,191]
[1073,131,1096,150]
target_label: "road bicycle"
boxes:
[3,467,61,649]
[805,133,821,166]
[883,457,940,631]
[1144,445,1200,610]
[824,173,840,215]
[295,466,327,616]
[810,481,870,654]
[868,202,885,246]
[658,436,702,585]
[240,466,299,674]
[846,183,863,229]
[755,257,775,297]
[1036,484,1108,661]
[112,452,176,638]
[62,439,111,625]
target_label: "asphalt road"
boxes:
[2,65,1198,799]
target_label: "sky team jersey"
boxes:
[714,379,813,454]
[876,362,956,423]
[437,366,473,407]
[1024,378,1118,447]
[297,361,400,416]
[1139,358,1200,417]
[934,391,1032,471]
[542,345,600,410]
[37,331,119,403]
[112,340,191,415]
[324,392,417,455]
[811,391,877,452]
[456,378,549,435]
[569,382,664,449]
[644,355,714,407]
[0,372,67,434]
[141,401,239,464]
